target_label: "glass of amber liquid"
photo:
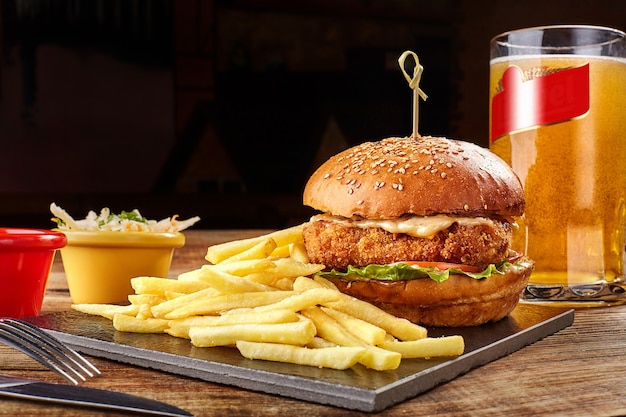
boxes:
[490,25,626,306]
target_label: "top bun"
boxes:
[303,136,524,219]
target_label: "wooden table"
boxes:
[2,230,626,416]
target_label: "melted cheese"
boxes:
[310,214,495,238]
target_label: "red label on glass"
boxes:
[491,64,590,141]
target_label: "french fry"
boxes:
[321,306,387,346]
[242,266,320,290]
[271,277,297,291]
[269,242,309,261]
[236,341,366,370]
[300,305,376,356]
[272,258,325,279]
[292,275,324,291]
[165,325,193,339]
[205,225,304,264]
[269,244,291,258]
[167,309,299,339]
[179,259,275,281]
[175,268,206,282]
[150,287,221,318]
[189,316,316,347]
[136,303,154,319]
[306,336,337,349]
[189,266,276,293]
[242,288,341,314]
[325,294,427,341]
[311,276,340,290]
[164,291,298,320]
[72,303,140,320]
[357,346,401,371]
[178,258,274,282]
[302,306,401,371]
[212,259,276,276]
[379,335,465,358]
[112,313,169,333]
[131,276,210,296]
[164,291,187,300]
[244,258,324,287]
[128,294,165,306]
[217,238,277,264]
[288,242,310,264]
[295,278,422,342]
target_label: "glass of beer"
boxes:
[489,25,626,305]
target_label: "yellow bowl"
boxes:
[57,230,185,304]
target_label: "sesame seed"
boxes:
[348,188,354,194]
[357,200,364,205]
[323,173,330,179]
[441,172,447,179]
[464,204,470,211]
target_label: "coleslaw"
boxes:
[50,202,200,233]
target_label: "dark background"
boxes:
[1,0,625,229]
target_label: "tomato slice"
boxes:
[507,250,523,263]
[397,261,482,273]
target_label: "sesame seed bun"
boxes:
[302,135,533,327]
[303,135,524,219]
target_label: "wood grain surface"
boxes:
[1,230,625,417]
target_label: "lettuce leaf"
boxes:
[315,262,505,284]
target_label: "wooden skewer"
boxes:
[398,51,428,138]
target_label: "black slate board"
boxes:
[26,304,574,412]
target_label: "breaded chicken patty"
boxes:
[302,218,512,271]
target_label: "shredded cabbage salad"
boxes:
[50,202,200,232]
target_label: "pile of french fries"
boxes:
[72,225,464,371]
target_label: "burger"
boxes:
[301,135,533,327]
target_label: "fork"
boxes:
[0,318,100,385]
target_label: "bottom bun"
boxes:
[326,258,534,327]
